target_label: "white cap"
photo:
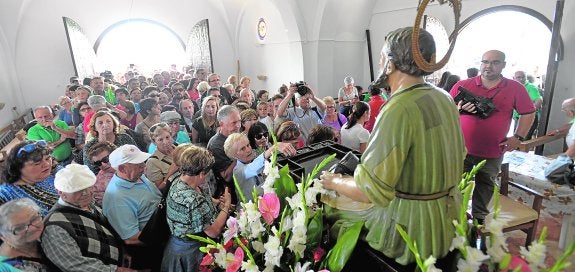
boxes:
[160,111,181,123]
[344,76,354,85]
[54,164,96,193]
[109,144,151,170]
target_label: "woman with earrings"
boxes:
[0,140,59,216]
[340,101,371,153]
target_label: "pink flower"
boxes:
[226,247,244,272]
[506,256,531,272]
[259,193,280,225]
[223,217,239,244]
[200,253,215,267]
[313,247,326,262]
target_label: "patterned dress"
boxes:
[162,178,218,272]
[326,84,466,265]
[0,169,60,216]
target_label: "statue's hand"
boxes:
[319,171,343,191]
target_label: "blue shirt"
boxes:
[58,109,74,126]
[102,174,161,240]
[233,153,266,203]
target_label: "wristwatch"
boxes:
[513,134,525,141]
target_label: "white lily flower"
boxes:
[242,260,260,272]
[450,235,467,251]
[520,241,547,269]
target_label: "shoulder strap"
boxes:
[337,114,343,127]
[312,107,322,120]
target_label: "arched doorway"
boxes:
[94,19,186,78]
[450,9,552,86]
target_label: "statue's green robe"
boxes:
[327,84,466,265]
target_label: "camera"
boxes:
[294,81,309,96]
[454,86,496,119]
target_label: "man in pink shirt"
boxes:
[365,86,387,132]
[450,50,535,224]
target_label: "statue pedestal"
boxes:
[342,241,460,272]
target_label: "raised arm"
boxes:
[276,85,296,118]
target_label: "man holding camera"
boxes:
[449,49,535,225]
[276,83,326,144]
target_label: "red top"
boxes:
[365,95,386,132]
[450,76,534,158]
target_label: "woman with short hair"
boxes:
[145,123,178,191]
[161,145,231,272]
[224,133,294,204]
[0,140,59,216]
[0,198,56,271]
[57,95,74,126]
[240,109,258,134]
[247,122,270,156]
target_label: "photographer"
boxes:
[449,50,535,226]
[275,83,326,144]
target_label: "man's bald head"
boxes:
[562,98,575,115]
[513,71,526,83]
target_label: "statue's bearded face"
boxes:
[373,45,391,90]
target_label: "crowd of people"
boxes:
[0,60,389,271]
[1,25,573,271]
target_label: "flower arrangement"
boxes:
[189,141,362,272]
[398,161,575,272]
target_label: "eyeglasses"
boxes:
[167,121,179,126]
[174,88,185,92]
[255,131,269,140]
[480,60,503,66]
[149,122,169,133]
[17,140,48,157]
[93,156,109,167]
[326,105,336,109]
[10,212,42,236]
[148,94,160,98]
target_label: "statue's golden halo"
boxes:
[412,0,462,73]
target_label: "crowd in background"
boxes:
[0,66,390,271]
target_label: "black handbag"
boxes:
[138,187,171,246]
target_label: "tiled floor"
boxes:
[505,210,575,271]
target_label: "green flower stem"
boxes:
[396,224,425,270]
[233,176,247,204]
[235,236,255,264]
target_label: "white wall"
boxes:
[2,0,236,119]
[236,0,303,93]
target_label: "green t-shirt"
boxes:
[27,120,72,161]
[513,82,542,119]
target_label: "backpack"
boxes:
[544,155,575,187]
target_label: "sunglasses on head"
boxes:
[17,140,48,158]
[148,93,160,98]
[93,156,109,167]
[255,131,269,140]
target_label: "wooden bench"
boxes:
[0,110,33,162]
